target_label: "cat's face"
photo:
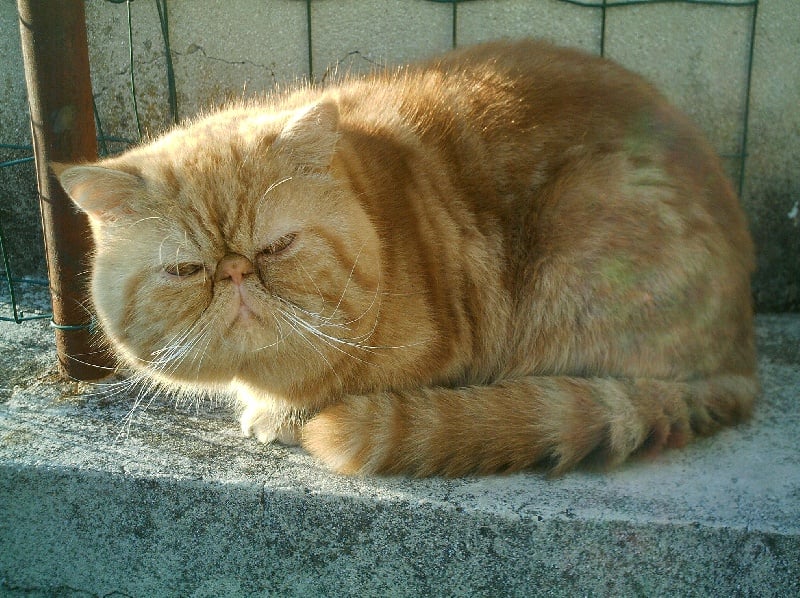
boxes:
[59,102,381,395]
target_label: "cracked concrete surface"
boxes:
[0,309,798,596]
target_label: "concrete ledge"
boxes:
[1,315,799,596]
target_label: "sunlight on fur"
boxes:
[56,40,757,477]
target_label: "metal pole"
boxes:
[17,0,113,380]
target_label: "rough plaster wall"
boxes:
[310,0,453,78]
[0,2,41,277]
[604,4,751,183]
[1,0,798,310]
[745,0,800,310]
[458,0,599,49]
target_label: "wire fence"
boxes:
[0,0,760,326]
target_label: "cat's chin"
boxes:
[219,321,283,355]
[212,302,279,352]
[221,313,265,344]
[115,333,275,389]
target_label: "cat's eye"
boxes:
[261,232,297,256]
[163,262,203,277]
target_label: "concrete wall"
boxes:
[1,0,798,309]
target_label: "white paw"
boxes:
[240,403,302,446]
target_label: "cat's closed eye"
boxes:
[163,262,204,277]
[260,232,297,256]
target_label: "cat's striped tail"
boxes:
[301,375,758,476]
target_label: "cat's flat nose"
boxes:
[215,253,254,284]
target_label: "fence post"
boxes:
[17,0,113,380]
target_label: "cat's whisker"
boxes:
[254,176,294,222]
[262,176,293,199]
[279,300,349,331]
[65,368,166,441]
[148,336,193,370]
[117,376,154,440]
[250,334,289,352]
[130,216,164,227]
[280,288,424,352]
[60,352,120,374]
[329,241,366,319]
[335,271,384,344]
[158,236,169,268]
[277,266,383,340]
[281,303,365,352]
[190,311,226,373]
[278,303,376,361]
[139,318,212,377]
[297,261,327,308]
[249,308,296,352]
[296,244,387,347]
[78,376,132,405]
[275,309,344,388]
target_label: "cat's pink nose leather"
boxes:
[215,253,254,284]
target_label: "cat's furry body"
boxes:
[58,40,757,476]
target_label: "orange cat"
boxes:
[57,40,757,476]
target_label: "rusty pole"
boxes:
[17,0,113,380]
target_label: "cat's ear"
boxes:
[54,163,144,224]
[272,100,340,172]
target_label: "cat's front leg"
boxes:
[234,383,306,446]
[240,402,304,445]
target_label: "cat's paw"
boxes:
[240,404,302,446]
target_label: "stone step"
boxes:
[1,314,798,596]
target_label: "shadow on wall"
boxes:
[751,183,800,312]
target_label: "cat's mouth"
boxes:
[237,302,255,320]
[232,288,264,326]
